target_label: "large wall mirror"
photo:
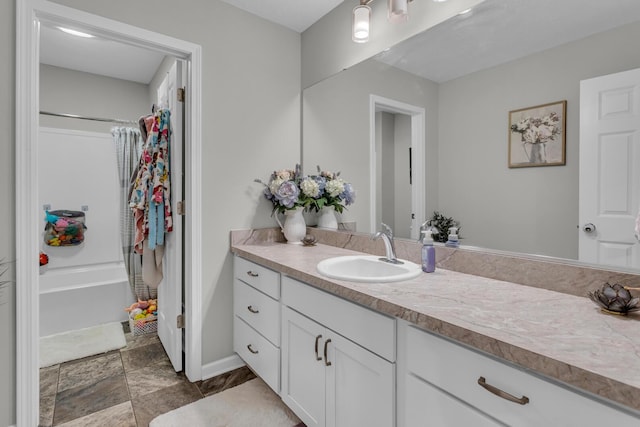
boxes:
[302,0,640,271]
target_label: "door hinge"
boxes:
[177,200,185,216]
[177,314,185,329]
[177,87,185,103]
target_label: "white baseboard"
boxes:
[201,354,245,381]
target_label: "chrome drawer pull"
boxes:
[324,339,332,366]
[247,305,259,314]
[477,377,529,405]
[247,344,259,354]
[246,271,259,277]
[314,335,323,361]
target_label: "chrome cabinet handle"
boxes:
[314,335,323,361]
[477,377,529,405]
[247,271,259,277]
[323,339,332,366]
[247,305,259,314]
[247,344,259,354]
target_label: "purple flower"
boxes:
[262,186,274,201]
[274,180,300,208]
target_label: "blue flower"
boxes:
[341,183,356,206]
[313,175,327,193]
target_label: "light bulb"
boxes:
[353,5,371,43]
[58,27,95,38]
[388,0,408,23]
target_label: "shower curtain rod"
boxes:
[40,110,138,125]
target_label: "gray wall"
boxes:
[40,64,150,133]
[0,0,15,423]
[438,20,640,259]
[5,1,300,424]
[303,59,439,236]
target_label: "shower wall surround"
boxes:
[38,127,132,336]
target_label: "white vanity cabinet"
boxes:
[280,276,396,427]
[233,256,281,393]
[399,321,640,427]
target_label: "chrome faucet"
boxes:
[373,223,403,264]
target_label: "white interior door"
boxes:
[156,60,184,371]
[579,68,640,268]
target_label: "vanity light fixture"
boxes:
[353,1,372,43]
[355,0,440,43]
[58,27,95,38]
[388,0,409,23]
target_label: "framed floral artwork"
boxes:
[508,100,567,168]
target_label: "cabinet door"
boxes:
[325,331,395,427]
[405,374,504,427]
[281,308,326,427]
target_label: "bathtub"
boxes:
[39,262,134,337]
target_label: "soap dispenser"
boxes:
[421,230,436,273]
[445,227,459,248]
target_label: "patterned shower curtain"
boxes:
[112,127,157,301]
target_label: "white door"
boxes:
[325,331,394,427]
[156,60,184,371]
[579,68,640,268]
[281,307,326,427]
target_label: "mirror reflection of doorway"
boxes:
[370,95,425,241]
[376,111,413,239]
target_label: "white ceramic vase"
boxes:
[317,205,338,230]
[275,206,306,244]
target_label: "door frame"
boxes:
[16,1,203,425]
[369,95,426,239]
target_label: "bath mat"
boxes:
[39,322,126,367]
[149,378,303,427]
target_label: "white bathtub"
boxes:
[39,262,134,337]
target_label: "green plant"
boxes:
[428,211,461,243]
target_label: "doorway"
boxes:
[16,1,203,425]
[369,95,426,240]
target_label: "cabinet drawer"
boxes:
[405,374,502,427]
[406,325,640,426]
[282,276,395,362]
[234,315,280,394]
[234,256,280,299]
[234,279,280,346]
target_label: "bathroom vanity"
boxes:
[231,229,640,426]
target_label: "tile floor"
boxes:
[39,327,255,427]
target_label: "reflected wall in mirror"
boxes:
[302,0,640,271]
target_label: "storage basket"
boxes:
[44,210,87,246]
[129,314,157,336]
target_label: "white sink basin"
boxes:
[317,255,422,283]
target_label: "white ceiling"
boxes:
[40,24,166,84]
[39,0,640,85]
[220,0,344,33]
[375,0,640,83]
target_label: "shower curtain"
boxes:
[112,127,157,301]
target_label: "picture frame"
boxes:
[508,100,567,168]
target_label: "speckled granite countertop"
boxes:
[231,240,640,413]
